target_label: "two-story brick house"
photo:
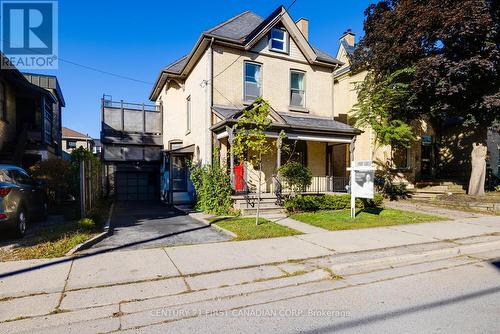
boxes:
[151,6,361,204]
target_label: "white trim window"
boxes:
[186,95,191,134]
[290,71,305,107]
[244,62,261,102]
[269,28,287,53]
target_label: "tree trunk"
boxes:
[468,142,487,196]
[256,154,262,226]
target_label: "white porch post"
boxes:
[349,137,356,218]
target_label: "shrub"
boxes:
[78,217,96,231]
[284,193,384,213]
[29,159,75,205]
[190,157,232,216]
[278,162,312,193]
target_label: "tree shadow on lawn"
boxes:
[355,207,384,217]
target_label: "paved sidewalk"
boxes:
[384,200,488,219]
[268,216,329,234]
[0,214,498,332]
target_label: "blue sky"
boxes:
[32,0,373,138]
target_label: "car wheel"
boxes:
[14,207,27,238]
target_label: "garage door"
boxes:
[115,172,159,201]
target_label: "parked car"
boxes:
[0,165,48,237]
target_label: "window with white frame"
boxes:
[269,28,287,53]
[290,71,305,107]
[244,62,261,102]
[186,95,191,133]
[67,140,77,149]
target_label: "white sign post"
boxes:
[347,161,375,219]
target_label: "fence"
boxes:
[79,159,102,217]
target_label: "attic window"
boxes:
[269,28,287,53]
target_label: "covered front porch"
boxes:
[211,105,361,196]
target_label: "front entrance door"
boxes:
[171,155,188,192]
[420,144,433,179]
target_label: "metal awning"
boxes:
[165,144,195,154]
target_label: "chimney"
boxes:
[296,18,309,40]
[340,29,355,47]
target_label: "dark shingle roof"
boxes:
[163,55,189,74]
[211,104,358,134]
[212,105,241,119]
[162,9,341,75]
[206,11,264,41]
[341,40,355,55]
[312,47,340,64]
[279,113,356,132]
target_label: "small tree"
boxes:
[278,161,312,195]
[190,148,232,215]
[232,98,273,225]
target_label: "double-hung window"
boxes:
[269,28,287,53]
[186,96,191,134]
[290,71,305,107]
[244,62,261,102]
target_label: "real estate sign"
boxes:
[347,161,375,218]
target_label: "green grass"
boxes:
[209,217,302,241]
[0,221,99,261]
[291,208,446,231]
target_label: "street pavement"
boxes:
[0,213,498,333]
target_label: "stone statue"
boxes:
[468,143,487,196]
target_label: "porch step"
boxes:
[234,202,282,210]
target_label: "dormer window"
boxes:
[269,28,287,53]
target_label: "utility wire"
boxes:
[1,38,154,85]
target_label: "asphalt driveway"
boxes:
[86,201,230,252]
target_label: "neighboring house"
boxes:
[333,31,496,189]
[92,139,102,156]
[333,30,436,186]
[150,6,361,204]
[100,97,163,201]
[0,54,65,168]
[61,127,94,159]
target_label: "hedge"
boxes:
[284,193,384,213]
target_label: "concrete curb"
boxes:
[329,239,500,274]
[66,202,115,256]
[188,213,238,238]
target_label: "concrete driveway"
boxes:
[86,201,230,252]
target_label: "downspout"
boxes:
[206,37,214,164]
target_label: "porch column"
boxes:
[227,126,235,189]
[276,133,283,171]
[349,137,356,166]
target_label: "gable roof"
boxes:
[62,127,91,139]
[151,6,342,100]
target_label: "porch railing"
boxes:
[269,176,349,194]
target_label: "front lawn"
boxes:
[291,208,445,231]
[0,221,99,261]
[209,217,302,241]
